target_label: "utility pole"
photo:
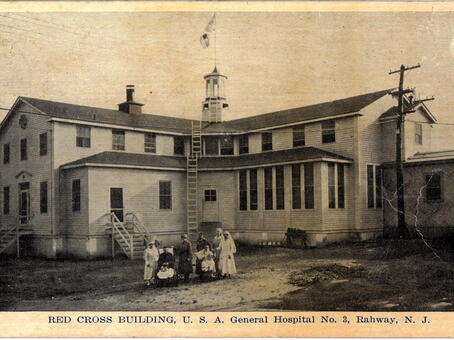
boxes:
[388,64,433,238]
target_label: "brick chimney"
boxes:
[118,85,144,114]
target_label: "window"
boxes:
[338,164,345,209]
[304,163,314,209]
[426,173,442,202]
[204,189,217,202]
[375,167,382,208]
[264,167,273,210]
[367,165,374,208]
[293,126,305,147]
[39,132,47,156]
[72,179,81,212]
[205,136,218,155]
[144,133,156,153]
[292,164,301,209]
[367,164,382,208]
[415,123,423,145]
[110,188,124,222]
[40,181,48,214]
[20,138,27,161]
[3,186,9,215]
[112,130,125,151]
[220,135,234,155]
[239,135,249,154]
[76,125,91,147]
[159,181,172,209]
[328,163,336,208]
[276,166,285,210]
[262,132,272,151]
[322,120,336,143]
[174,136,185,155]
[249,169,258,210]
[239,170,247,210]
[3,143,9,164]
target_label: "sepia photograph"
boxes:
[1,4,454,318]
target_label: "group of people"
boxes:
[143,228,237,287]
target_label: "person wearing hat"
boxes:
[143,239,159,286]
[177,234,193,282]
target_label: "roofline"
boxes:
[0,97,49,132]
[382,157,454,168]
[49,117,190,136]
[228,111,363,133]
[199,157,352,171]
[61,156,352,172]
[61,163,186,172]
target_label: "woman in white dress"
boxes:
[212,228,223,278]
[143,240,159,286]
[219,231,237,278]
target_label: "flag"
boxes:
[205,14,216,33]
[200,14,216,48]
[200,33,209,48]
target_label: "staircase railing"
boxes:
[125,212,152,244]
[109,212,134,259]
[0,224,16,245]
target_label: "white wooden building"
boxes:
[0,67,441,258]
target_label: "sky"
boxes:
[0,11,453,123]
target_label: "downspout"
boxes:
[50,123,55,237]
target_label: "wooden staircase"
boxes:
[0,225,33,257]
[109,212,146,260]
[187,121,202,238]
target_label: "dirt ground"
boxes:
[2,239,454,311]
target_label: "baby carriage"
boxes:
[155,247,178,287]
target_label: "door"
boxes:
[110,188,124,222]
[202,187,219,222]
[18,182,30,225]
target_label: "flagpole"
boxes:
[214,12,217,68]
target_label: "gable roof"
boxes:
[204,89,392,132]
[19,97,195,134]
[61,147,351,171]
[2,89,393,135]
[378,96,437,123]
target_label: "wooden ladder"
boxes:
[187,121,202,237]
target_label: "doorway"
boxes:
[110,188,124,222]
[18,182,30,225]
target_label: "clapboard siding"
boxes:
[403,109,434,159]
[0,101,53,234]
[52,121,186,169]
[383,163,454,236]
[87,167,187,235]
[60,167,89,235]
[320,163,354,230]
[198,171,236,228]
[243,117,355,158]
[356,95,397,230]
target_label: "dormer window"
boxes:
[322,120,336,143]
